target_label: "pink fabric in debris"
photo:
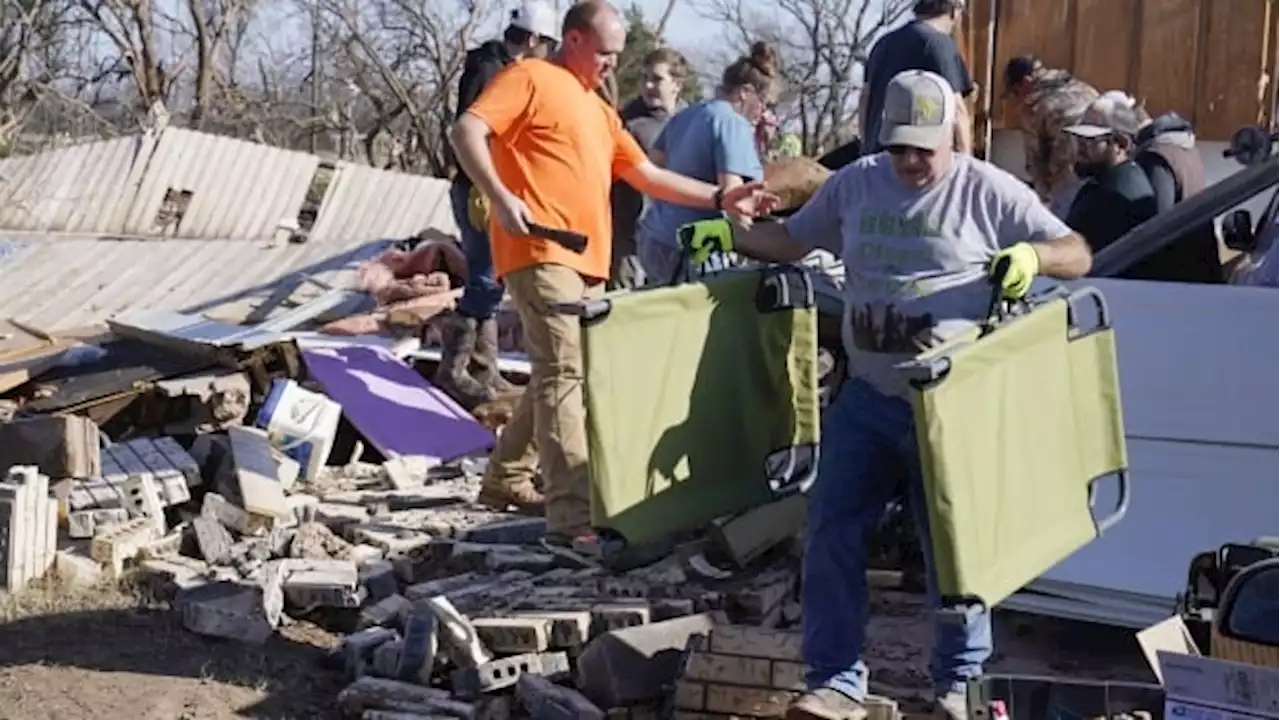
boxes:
[359,241,468,305]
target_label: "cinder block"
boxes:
[55,544,104,587]
[336,677,473,718]
[202,492,267,536]
[152,436,203,487]
[177,580,280,644]
[118,473,168,537]
[472,616,552,653]
[1,468,58,590]
[462,517,547,545]
[0,416,100,478]
[771,660,806,691]
[67,507,130,539]
[511,610,593,649]
[282,559,361,608]
[576,612,719,708]
[360,594,414,630]
[704,683,799,716]
[359,561,399,602]
[711,493,808,568]
[683,651,771,687]
[425,594,492,668]
[342,627,398,679]
[515,673,604,720]
[591,602,651,634]
[89,515,162,571]
[371,639,403,679]
[707,624,803,662]
[395,610,437,682]
[85,480,125,509]
[674,680,706,710]
[451,651,570,698]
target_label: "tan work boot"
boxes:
[786,688,868,720]
[476,481,545,513]
[470,317,518,396]
[932,690,967,720]
[434,313,495,409]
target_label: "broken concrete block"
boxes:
[360,594,414,630]
[0,416,100,479]
[140,524,187,559]
[395,610,437,682]
[290,521,353,560]
[54,544,103,588]
[139,556,215,597]
[576,612,719,708]
[350,523,433,557]
[227,425,291,520]
[360,561,399,602]
[707,623,803,662]
[342,627,398,679]
[66,481,96,511]
[452,651,570,699]
[177,580,280,644]
[201,492,264,536]
[486,549,557,574]
[336,677,470,718]
[348,543,385,565]
[472,617,553,654]
[67,507,130,539]
[315,502,370,535]
[283,558,362,608]
[516,673,605,720]
[462,517,547,545]
[371,639,403,679]
[191,515,236,564]
[426,595,492,668]
[89,513,159,577]
[118,473,168,536]
[382,455,430,490]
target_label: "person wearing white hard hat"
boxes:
[437,0,563,429]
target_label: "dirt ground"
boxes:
[0,574,1158,720]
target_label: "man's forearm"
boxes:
[1034,232,1092,278]
[954,98,974,155]
[449,115,505,200]
[734,219,811,263]
[626,164,718,209]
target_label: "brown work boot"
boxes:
[786,688,868,720]
[476,481,545,513]
[470,317,519,395]
[433,313,495,409]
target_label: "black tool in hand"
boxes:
[985,255,1012,324]
[527,222,588,254]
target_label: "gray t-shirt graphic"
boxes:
[785,153,1072,398]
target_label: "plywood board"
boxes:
[1073,0,1139,95]
[1135,0,1202,122]
[1194,0,1273,139]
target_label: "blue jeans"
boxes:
[450,180,505,320]
[803,378,992,700]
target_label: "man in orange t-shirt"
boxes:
[449,0,777,545]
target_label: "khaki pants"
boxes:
[482,262,602,534]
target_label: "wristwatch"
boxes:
[712,186,725,211]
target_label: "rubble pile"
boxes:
[0,365,852,719]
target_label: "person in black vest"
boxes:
[437,0,561,410]
[858,0,975,156]
[1062,96,1157,258]
[1131,101,1219,281]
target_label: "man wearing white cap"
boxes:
[675,69,1094,719]
[436,0,562,419]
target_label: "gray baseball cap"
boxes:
[1064,96,1144,139]
[878,70,958,150]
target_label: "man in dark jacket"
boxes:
[436,0,560,413]
[608,48,686,289]
[1062,96,1158,259]
[1131,102,1218,281]
[858,0,975,156]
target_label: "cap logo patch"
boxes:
[912,95,942,125]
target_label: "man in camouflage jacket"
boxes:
[1006,55,1100,217]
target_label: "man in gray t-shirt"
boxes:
[677,70,1092,720]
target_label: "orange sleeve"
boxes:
[468,64,536,140]
[608,109,649,179]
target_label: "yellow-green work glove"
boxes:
[677,218,735,265]
[467,185,490,231]
[990,242,1041,299]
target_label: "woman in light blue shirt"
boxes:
[636,41,783,283]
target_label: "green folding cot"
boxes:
[896,283,1131,609]
[577,265,821,548]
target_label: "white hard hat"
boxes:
[510,0,560,43]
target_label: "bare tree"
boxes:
[320,0,494,175]
[693,0,911,155]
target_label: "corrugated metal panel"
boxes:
[0,232,392,331]
[309,162,456,244]
[0,135,147,234]
[122,128,320,239]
